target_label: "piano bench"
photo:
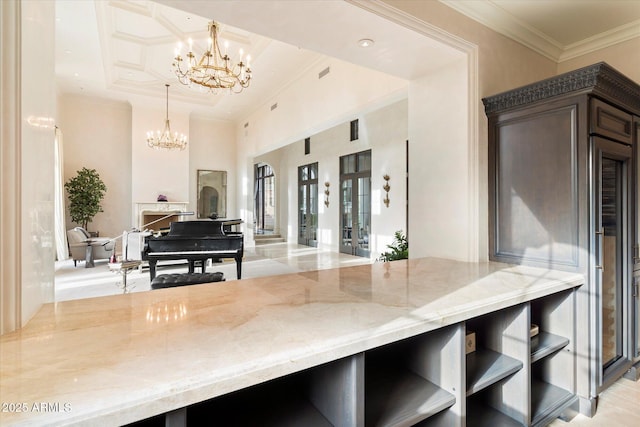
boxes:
[150,272,225,290]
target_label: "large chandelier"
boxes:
[173,21,251,94]
[146,84,187,151]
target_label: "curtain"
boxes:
[54,127,68,261]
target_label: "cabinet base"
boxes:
[623,360,640,381]
[577,395,597,417]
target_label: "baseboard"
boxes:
[623,360,640,381]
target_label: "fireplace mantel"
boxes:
[134,201,189,230]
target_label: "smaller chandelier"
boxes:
[146,84,187,151]
[173,21,251,94]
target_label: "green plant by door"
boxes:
[64,167,107,230]
[378,230,408,262]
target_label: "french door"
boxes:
[255,164,275,234]
[594,137,634,390]
[298,163,318,247]
[340,150,371,257]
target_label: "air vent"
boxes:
[271,103,278,111]
[318,67,330,79]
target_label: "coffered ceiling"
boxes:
[55,0,640,121]
[55,0,326,119]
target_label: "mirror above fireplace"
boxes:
[197,170,227,219]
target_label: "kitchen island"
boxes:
[0,258,583,426]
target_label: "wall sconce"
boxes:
[383,175,390,207]
[324,182,330,207]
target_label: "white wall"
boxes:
[237,47,476,263]
[58,94,132,240]
[256,100,409,257]
[408,58,472,260]
[58,96,238,248]
[21,0,56,326]
[188,116,237,218]
[131,105,190,207]
[236,57,409,242]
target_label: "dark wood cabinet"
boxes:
[483,62,640,417]
[591,98,634,144]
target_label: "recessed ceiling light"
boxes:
[64,49,72,54]
[357,38,374,48]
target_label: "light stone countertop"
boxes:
[0,257,583,426]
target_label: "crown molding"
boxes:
[482,62,640,115]
[439,0,640,63]
[560,19,640,61]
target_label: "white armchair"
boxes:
[66,227,115,267]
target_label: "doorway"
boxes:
[595,137,634,390]
[298,163,318,247]
[255,164,275,234]
[339,150,371,257]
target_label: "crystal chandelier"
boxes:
[173,21,251,94]
[146,84,187,151]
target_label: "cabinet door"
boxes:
[593,137,634,391]
[591,98,633,145]
[489,101,581,267]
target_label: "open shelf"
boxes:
[466,398,524,427]
[531,331,570,363]
[187,377,332,427]
[366,366,455,426]
[129,288,578,427]
[466,348,523,396]
[531,378,577,427]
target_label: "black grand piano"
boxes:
[142,219,244,280]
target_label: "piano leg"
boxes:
[188,261,195,274]
[149,260,158,280]
[235,256,242,280]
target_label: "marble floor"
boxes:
[54,242,374,301]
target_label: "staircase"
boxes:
[254,233,285,245]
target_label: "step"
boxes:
[254,234,284,244]
[255,237,285,245]
[254,233,282,240]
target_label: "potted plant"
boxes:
[378,230,408,262]
[64,167,107,232]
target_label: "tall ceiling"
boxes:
[55,0,640,121]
